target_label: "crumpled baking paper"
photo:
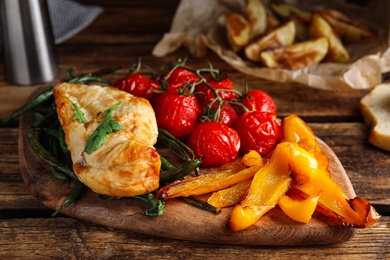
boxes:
[152,0,390,91]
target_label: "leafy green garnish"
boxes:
[67,98,87,123]
[133,193,164,217]
[84,101,122,154]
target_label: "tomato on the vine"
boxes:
[195,75,239,104]
[162,67,199,93]
[188,122,240,167]
[199,102,239,127]
[234,111,282,155]
[113,73,161,100]
[239,90,276,114]
[152,91,200,139]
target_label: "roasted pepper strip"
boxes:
[284,114,380,227]
[296,172,380,228]
[228,142,318,231]
[240,150,263,167]
[282,114,330,177]
[156,152,262,199]
[156,163,258,199]
[207,179,252,208]
[207,151,263,208]
[228,142,292,231]
[278,191,321,223]
[288,142,318,184]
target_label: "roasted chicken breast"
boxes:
[53,83,160,197]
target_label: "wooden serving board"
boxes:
[18,92,357,246]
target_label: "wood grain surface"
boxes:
[0,217,387,259]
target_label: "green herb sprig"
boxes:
[84,101,122,154]
[67,98,87,123]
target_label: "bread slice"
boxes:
[359,83,390,151]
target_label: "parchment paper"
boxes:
[153,0,390,91]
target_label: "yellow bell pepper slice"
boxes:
[241,150,263,167]
[288,142,318,184]
[296,171,380,228]
[228,142,318,231]
[206,151,263,208]
[278,191,321,223]
[283,115,380,227]
[207,179,252,208]
[282,114,330,177]
[156,163,261,200]
[283,114,316,152]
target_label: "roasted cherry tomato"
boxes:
[234,111,282,155]
[152,91,200,139]
[200,102,239,127]
[162,67,200,93]
[188,122,240,167]
[239,90,276,114]
[195,75,239,104]
[113,73,161,100]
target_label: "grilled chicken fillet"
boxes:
[53,83,160,197]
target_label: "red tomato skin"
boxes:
[187,122,240,167]
[234,111,282,155]
[216,103,239,127]
[200,102,239,127]
[163,67,199,93]
[152,91,200,139]
[240,90,276,114]
[195,76,239,104]
[113,74,161,100]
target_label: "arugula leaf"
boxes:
[67,98,88,123]
[133,193,164,217]
[84,101,122,154]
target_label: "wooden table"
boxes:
[0,1,389,258]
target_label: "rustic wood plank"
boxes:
[0,217,388,259]
[63,0,180,44]
[0,128,22,181]
[0,88,40,121]
[0,182,48,210]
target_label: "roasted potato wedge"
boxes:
[245,0,267,38]
[270,2,311,23]
[226,12,251,52]
[318,8,377,43]
[309,12,349,63]
[270,3,311,41]
[244,20,296,62]
[259,37,329,70]
[266,9,280,32]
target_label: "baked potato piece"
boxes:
[265,9,280,32]
[226,12,251,52]
[259,37,329,70]
[318,8,377,43]
[244,20,296,62]
[309,12,349,63]
[270,2,311,22]
[245,0,267,38]
[270,3,311,41]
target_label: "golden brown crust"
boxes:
[53,83,160,197]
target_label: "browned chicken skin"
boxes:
[53,83,161,197]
